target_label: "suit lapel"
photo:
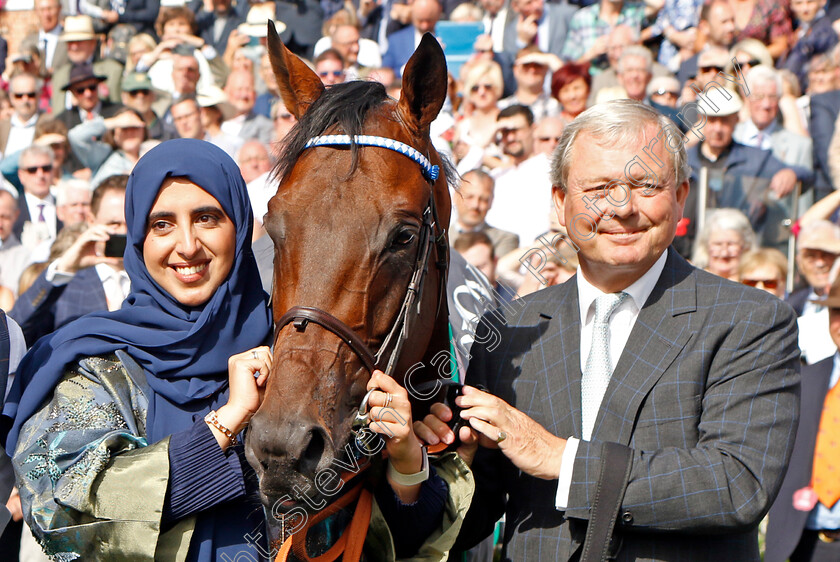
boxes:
[592,249,697,445]
[538,278,583,438]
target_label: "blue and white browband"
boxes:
[302,134,440,183]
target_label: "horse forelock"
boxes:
[272,81,391,185]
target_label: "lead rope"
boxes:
[273,482,373,562]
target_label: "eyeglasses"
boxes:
[699,65,724,74]
[742,278,781,289]
[12,92,37,99]
[319,70,344,78]
[518,62,545,72]
[22,164,53,174]
[471,83,495,93]
[738,58,761,67]
[72,84,98,95]
[128,89,151,97]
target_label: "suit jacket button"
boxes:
[621,510,633,524]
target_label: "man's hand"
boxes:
[456,386,566,479]
[103,10,119,24]
[769,168,797,198]
[517,14,539,45]
[55,224,120,274]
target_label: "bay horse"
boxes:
[244,23,454,554]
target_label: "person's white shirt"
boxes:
[555,251,668,509]
[95,263,131,311]
[23,191,57,239]
[39,26,62,70]
[5,114,39,156]
[246,170,280,225]
[486,152,553,246]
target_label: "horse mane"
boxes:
[271,80,458,187]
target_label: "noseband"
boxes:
[275,134,448,381]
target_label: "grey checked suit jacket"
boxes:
[458,248,801,561]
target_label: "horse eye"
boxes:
[392,230,416,248]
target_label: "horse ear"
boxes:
[266,21,325,119]
[397,33,448,135]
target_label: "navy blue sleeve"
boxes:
[374,467,448,558]
[163,418,247,524]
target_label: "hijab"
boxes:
[3,139,273,451]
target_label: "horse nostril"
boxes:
[298,426,328,477]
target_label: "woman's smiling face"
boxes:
[143,177,236,307]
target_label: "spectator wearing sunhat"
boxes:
[120,72,177,141]
[55,63,124,132]
[646,75,681,108]
[498,47,562,122]
[51,15,125,115]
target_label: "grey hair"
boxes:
[691,208,757,268]
[549,99,688,192]
[20,144,55,164]
[618,45,652,74]
[747,65,783,95]
[54,179,92,207]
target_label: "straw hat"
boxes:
[238,4,286,38]
[60,15,97,42]
[196,86,236,120]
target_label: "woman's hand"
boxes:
[366,370,425,502]
[414,402,480,466]
[213,346,272,448]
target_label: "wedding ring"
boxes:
[496,430,507,443]
[384,392,393,409]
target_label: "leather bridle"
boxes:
[274,133,448,382]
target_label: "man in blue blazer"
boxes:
[382,0,442,77]
[417,100,800,560]
[502,0,578,58]
[767,275,840,561]
[11,177,128,345]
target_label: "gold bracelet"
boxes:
[204,410,238,446]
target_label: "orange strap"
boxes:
[274,481,373,562]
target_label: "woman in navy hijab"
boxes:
[3,139,275,560]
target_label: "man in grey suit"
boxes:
[503,0,577,58]
[416,100,801,560]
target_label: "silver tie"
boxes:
[581,292,628,440]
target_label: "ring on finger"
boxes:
[252,350,259,360]
[384,392,393,409]
[496,430,507,444]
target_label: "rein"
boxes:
[272,133,448,562]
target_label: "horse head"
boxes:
[245,24,453,518]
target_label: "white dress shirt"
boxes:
[5,114,39,156]
[555,251,668,509]
[23,192,57,239]
[95,263,131,311]
[39,26,62,70]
